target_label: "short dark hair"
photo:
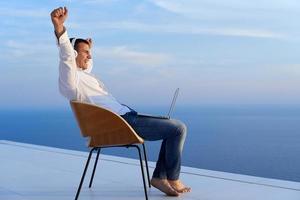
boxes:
[70,38,89,51]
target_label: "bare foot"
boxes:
[151,178,179,196]
[168,179,191,193]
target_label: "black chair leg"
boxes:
[75,145,148,200]
[75,148,95,200]
[89,148,101,188]
[142,143,151,188]
[132,145,148,200]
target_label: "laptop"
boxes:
[138,88,180,119]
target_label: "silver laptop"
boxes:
[138,88,180,119]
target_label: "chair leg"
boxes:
[132,145,148,200]
[142,143,151,188]
[89,148,101,188]
[75,148,95,200]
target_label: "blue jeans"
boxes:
[122,112,187,180]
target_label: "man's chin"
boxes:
[78,65,88,70]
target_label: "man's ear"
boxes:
[74,50,78,57]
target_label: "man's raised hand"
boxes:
[50,7,68,38]
[86,38,93,48]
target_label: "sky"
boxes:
[0,0,299,109]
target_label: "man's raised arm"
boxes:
[50,7,68,39]
[50,6,78,101]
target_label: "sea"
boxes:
[1,104,300,182]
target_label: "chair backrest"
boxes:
[70,101,144,147]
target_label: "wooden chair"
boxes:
[70,101,151,200]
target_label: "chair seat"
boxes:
[70,101,144,147]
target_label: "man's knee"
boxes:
[173,120,187,137]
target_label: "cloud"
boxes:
[81,0,120,4]
[64,0,120,5]
[0,7,48,18]
[64,1,291,40]
[70,21,285,39]
[263,63,300,78]
[201,28,284,39]
[150,0,183,14]
[150,0,300,19]
[93,45,171,66]
[2,40,57,67]
[5,40,53,57]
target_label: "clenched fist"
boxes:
[50,7,68,38]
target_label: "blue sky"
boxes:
[0,0,299,108]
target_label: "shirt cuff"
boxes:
[55,28,69,46]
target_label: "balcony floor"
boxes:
[0,140,300,200]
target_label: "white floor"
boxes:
[0,140,300,200]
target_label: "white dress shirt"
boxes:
[57,30,130,115]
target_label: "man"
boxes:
[51,7,191,196]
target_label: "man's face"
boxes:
[76,42,92,70]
